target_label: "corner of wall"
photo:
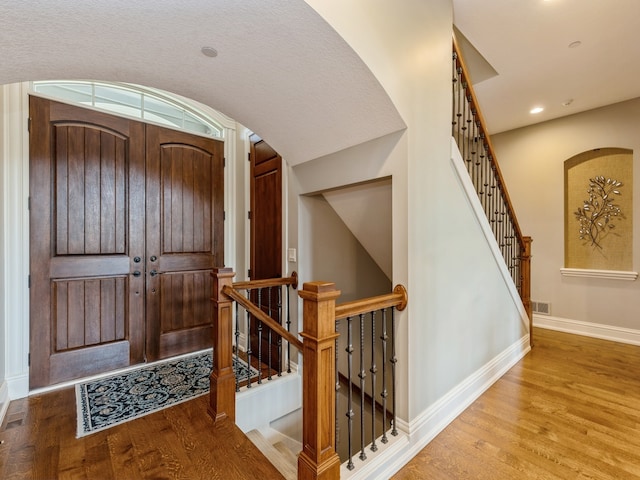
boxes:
[0,380,9,425]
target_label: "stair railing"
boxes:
[209,268,408,480]
[452,37,533,338]
[333,285,408,471]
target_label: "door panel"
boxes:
[249,134,283,370]
[29,96,146,388]
[145,124,224,361]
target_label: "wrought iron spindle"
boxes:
[452,52,458,137]
[257,288,263,384]
[245,289,253,388]
[358,313,367,461]
[234,302,240,392]
[346,316,355,470]
[276,286,282,376]
[267,286,273,380]
[380,308,389,444]
[335,319,340,449]
[390,306,398,436]
[369,310,378,453]
[286,285,292,374]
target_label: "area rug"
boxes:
[76,351,258,437]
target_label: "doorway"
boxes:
[29,96,224,388]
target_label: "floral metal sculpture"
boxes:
[574,176,624,249]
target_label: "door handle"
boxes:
[132,271,142,277]
[150,270,158,277]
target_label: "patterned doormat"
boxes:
[75,351,258,437]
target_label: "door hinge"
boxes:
[248,152,251,162]
[28,196,31,210]
[223,157,226,167]
[248,269,252,278]
[28,274,31,288]
[247,211,252,220]
[223,211,226,220]
[28,352,31,366]
[27,117,31,133]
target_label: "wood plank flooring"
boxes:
[0,389,284,480]
[393,328,640,479]
[2,328,639,479]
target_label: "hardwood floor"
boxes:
[0,389,284,479]
[393,328,640,479]
[2,328,639,479]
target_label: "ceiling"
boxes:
[453,0,640,135]
[0,0,404,165]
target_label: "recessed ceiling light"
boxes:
[530,107,544,114]
[201,46,218,58]
[562,99,574,107]
[568,41,582,49]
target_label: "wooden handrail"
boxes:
[452,36,525,253]
[232,271,298,291]
[222,284,304,351]
[334,284,408,320]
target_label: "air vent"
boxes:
[532,301,551,316]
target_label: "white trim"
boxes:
[7,372,29,400]
[2,82,30,401]
[0,380,9,425]
[342,334,531,479]
[450,138,529,332]
[534,314,640,346]
[560,268,638,281]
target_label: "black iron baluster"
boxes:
[335,319,340,450]
[286,285,292,374]
[358,313,367,461]
[267,286,273,381]
[391,306,398,437]
[380,308,389,444]
[257,288,263,384]
[452,52,458,137]
[369,310,378,453]
[346,316,355,470]
[246,289,253,388]
[276,286,282,376]
[234,302,240,392]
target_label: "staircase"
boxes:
[247,429,300,480]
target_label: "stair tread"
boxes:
[274,441,299,466]
[247,430,297,480]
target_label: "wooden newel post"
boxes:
[209,267,236,423]
[298,282,342,480]
[521,237,533,347]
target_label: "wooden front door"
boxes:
[249,133,282,369]
[145,125,224,361]
[29,97,224,388]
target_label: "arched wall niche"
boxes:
[564,147,633,271]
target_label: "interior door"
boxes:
[29,96,146,388]
[145,124,224,361]
[249,133,282,369]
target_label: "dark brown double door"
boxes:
[29,97,224,389]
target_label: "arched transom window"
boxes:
[32,80,224,138]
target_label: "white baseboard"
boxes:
[343,334,531,479]
[0,380,9,425]
[534,314,640,346]
[7,372,29,400]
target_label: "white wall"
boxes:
[493,98,640,337]
[299,194,391,302]
[0,85,6,416]
[304,0,528,433]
